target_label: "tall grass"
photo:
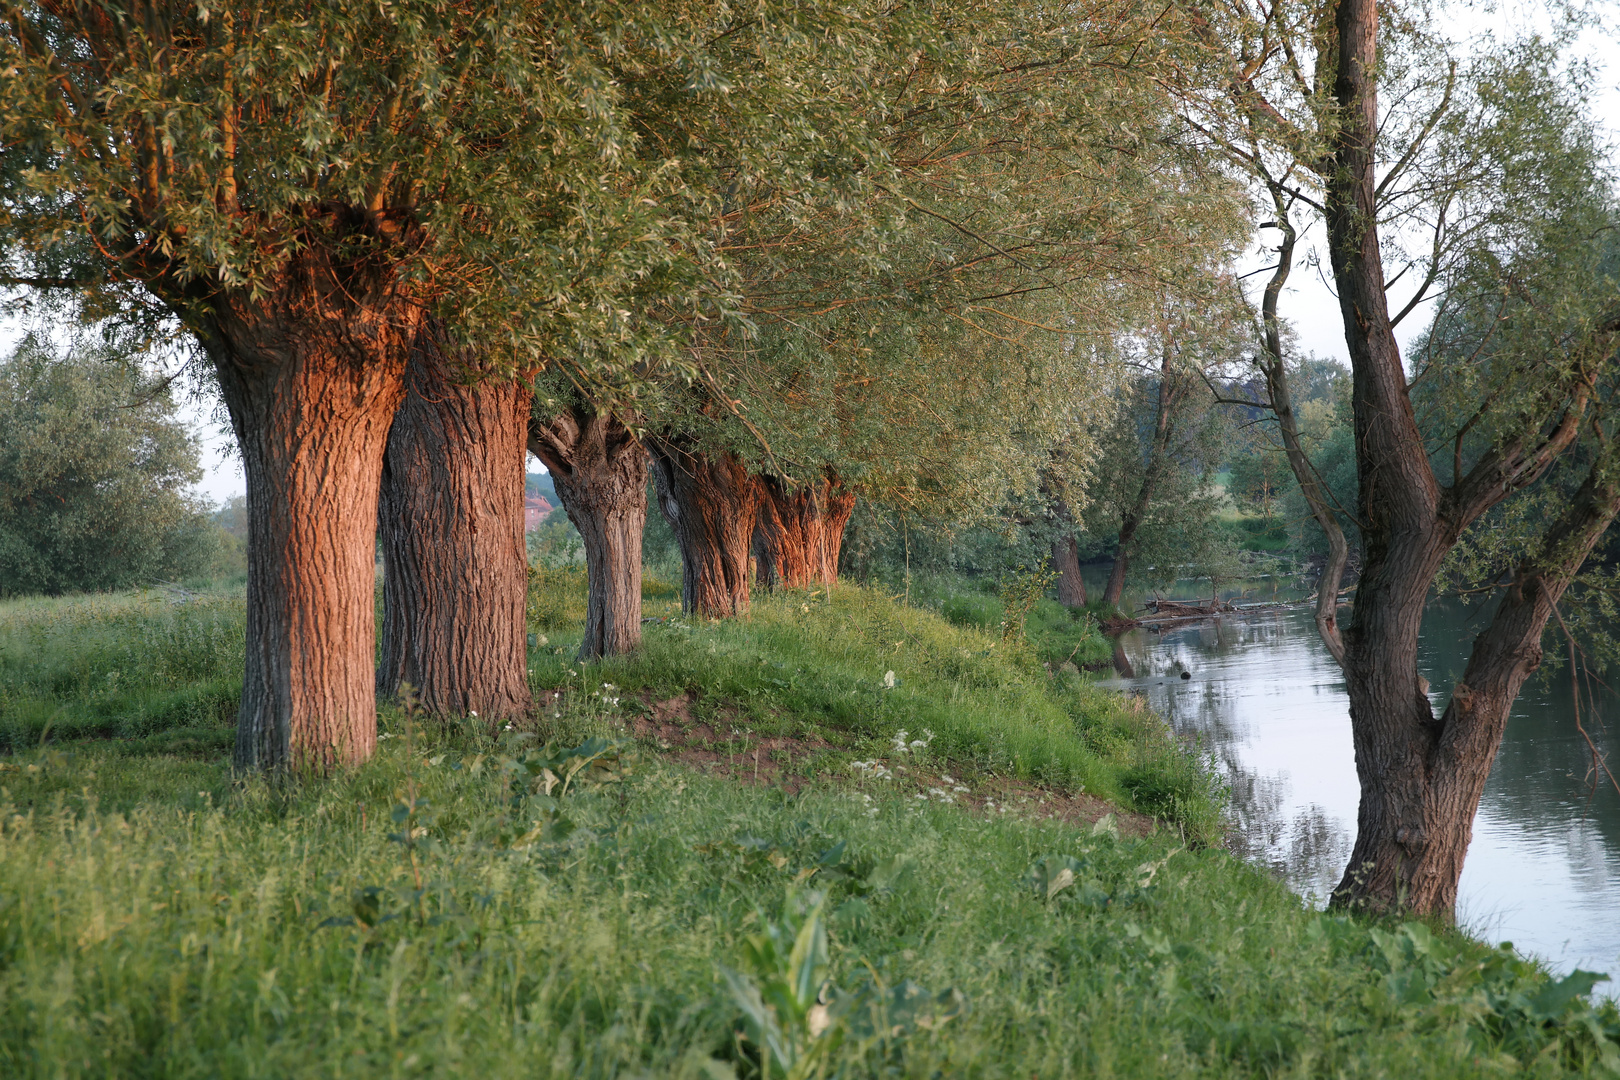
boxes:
[0,589,244,753]
[0,746,1614,1078]
[528,581,1218,837]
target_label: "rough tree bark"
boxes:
[649,439,760,617]
[528,408,647,660]
[753,471,856,590]
[377,325,532,723]
[1052,533,1088,608]
[196,251,419,771]
[1323,0,1605,914]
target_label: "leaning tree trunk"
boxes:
[754,471,856,590]
[649,440,759,617]
[203,281,419,772]
[1322,0,1598,915]
[377,325,531,723]
[529,407,647,660]
[1102,353,1184,608]
[1258,183,1348,666]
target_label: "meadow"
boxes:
[1,577,1618,1077]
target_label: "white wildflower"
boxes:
[502,722,514,732]
[882,670,897,689]
[891,730,909,754]
[470,710,478,718]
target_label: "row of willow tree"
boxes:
[4,0,1619,920]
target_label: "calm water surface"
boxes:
[1091,570,1620,985]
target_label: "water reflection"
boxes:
[1089,568,1620,984]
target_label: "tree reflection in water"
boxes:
[1096,581,1620,984]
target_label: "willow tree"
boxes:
[508,0,909,656]
[375,327,531,724]
[631,0,1246,620]
[1179,3,1620,914]
[0,0,708,767]
[1081,287,1242,607]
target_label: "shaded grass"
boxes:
[0,744,1615,1078]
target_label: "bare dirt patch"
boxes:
[624,689,1154,835]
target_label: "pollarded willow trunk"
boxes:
[529,408,647,660]
[649,440,759,617]
[377,325,532,723]
[1052,533,1087,608]
[754,472,856,590]
[203,275,418,771]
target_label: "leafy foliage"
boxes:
[0,337,224,596]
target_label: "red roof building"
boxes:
[524,493,555,532]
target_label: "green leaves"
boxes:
[503,735,632,800]
[722,889,967,1079]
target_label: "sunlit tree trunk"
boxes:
[650,439,758,617]
[529,408,647,660]
[754,471,856,590]
[199,263,419,771]
[377,325,531,723]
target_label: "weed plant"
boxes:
[0,741,1615,1077]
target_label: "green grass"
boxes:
[0,588,246,755]
[533,581,1203,835]
[1,742,1616,1077]
[1223,516,1292,553]
[3,578,1618,1077]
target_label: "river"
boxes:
[1090,569,1620,986]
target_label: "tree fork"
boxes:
[650,440,759,617]
[377,326,532,723]
[1322,0,1603,915]
[1334,461,1620,913]
[528,407,648,660]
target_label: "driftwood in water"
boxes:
[1143,598,1236,618]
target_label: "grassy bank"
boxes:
[2,740,1617,1077]
[2,580,1618,1076]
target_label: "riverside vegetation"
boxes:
[2,575,1620,1076]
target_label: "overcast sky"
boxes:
[4,4,1615,507]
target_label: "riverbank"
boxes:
[1,583,1617,1075]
